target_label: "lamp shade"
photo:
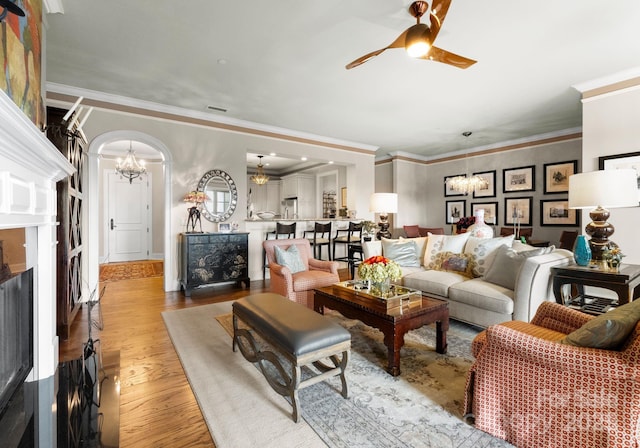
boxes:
[369,193,398,214]
[569,169,638,209]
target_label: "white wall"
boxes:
[81,108,375,290]
[580,78,640,264]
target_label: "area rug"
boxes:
[99,260,163,282]
[163,303,515,448]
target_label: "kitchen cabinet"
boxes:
[180,232,250,297]
[281,174,315,218]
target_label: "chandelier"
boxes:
[447,174,489,195]
[115,141,147,184]
[250,155,269,185]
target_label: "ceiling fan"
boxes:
[346,0,476,70]
[0,0,25,21]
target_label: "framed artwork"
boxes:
[599,151,640,202]
[504,197,532,226]
[503,165,535,193]
[446,200,466,224]
[444,174,467,197]
[540,199,579,226]
[218,222,231,233]
[544,160,577,194]
[472,170,496,198]
[472,202,498,225]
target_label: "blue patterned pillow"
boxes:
[274,244,306,274]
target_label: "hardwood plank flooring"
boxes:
[58,269,349,447]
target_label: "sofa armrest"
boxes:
[268,263,295,297]
[530,301,593,333]
[309,258,339,274]
[512,248,574,322]
[481,324,639,380]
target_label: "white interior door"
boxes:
[107,172,150,262]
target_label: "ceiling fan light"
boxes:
[405,23,431,58]
[407,41,430,58]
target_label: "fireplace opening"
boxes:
[0,268,34,418]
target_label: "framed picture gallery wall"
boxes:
[543,160,577,194]
[503,166,535,193]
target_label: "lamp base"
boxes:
[376,214,391,240]
[585,206,615,261]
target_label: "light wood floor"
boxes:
[58,270,349,447]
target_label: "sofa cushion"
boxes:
[560,299,640,350]
[448,278,515,316]
[424,233,470,269]
[400,236,429,261]
[432,251,474,277]
[402,270,468,297]
[464,235,515,277]
[483,245,549,290]
[382,238,420,267]
[274,244,306,274]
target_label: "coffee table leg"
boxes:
[436,320,448,354]
[384,331,403,376]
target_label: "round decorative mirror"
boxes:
[197,169,238,222]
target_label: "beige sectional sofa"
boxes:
[361,233,574,328]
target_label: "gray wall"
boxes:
[380,137,582,246]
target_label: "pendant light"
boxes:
[115,141,147,184]
[250,155,270,186]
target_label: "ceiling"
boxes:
[45,1,640,164]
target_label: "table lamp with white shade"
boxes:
[369,193,398,240]
[568,169,638,261]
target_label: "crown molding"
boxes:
[46,83,379,154]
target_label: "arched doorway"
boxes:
[84,131,174,295]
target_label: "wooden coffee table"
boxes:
[314,285,449,376]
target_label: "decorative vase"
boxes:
[467,209,494,238]
[573,235,592,266]
[371,278,391,297]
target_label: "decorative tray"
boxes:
[333,280,423,310]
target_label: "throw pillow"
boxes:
[464,235,515,277]
[382,238,420,267]
[424,232,471,269]
[403,225,420,238]
[432,251,474,277]
[483,245,547,290]
[560,299,640,350]
[274,244,306,274]
[399,236,428,261]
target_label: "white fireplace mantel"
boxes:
[0,90,74,382]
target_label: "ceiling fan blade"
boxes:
[346,29,408,70]
[0,0,25,16]
[429,0,451,42]
[422,46,476,69]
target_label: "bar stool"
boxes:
[332,221,363,261]
[303,222,332,260]
[263,222,297,277]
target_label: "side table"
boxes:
[551,263,640,313]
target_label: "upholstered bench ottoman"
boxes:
[232,293,351,422]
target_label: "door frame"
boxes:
[85,130,174,297]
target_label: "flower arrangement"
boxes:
[358,255,402,283]
[603,247,625,270]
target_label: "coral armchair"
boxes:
[465,301,640,448]
[263,238,339,308]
